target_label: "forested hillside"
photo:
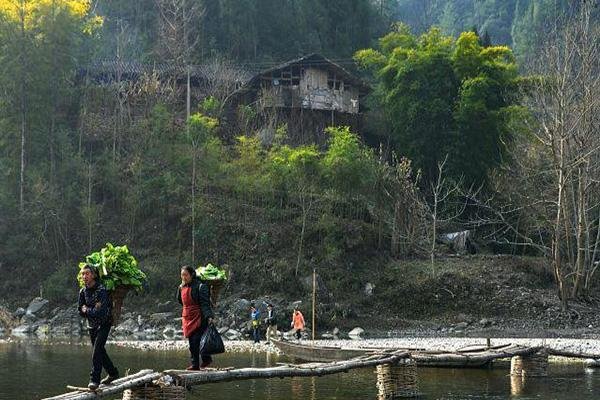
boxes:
[0,0,598,326]
[394,0,573,59]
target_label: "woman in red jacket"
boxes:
[177,265,214,370]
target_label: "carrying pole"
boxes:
[312,268,316,344]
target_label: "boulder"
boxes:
[455,322,469,330]
[156,301,173,313]
[21,312,37,324]
[26,297,49,316]
[332,327,340,336]
[13,308,26,318]
[223,329,242,340]
[162,326,177,336]
[348,327,365,340]
[233,299,251,315]
[218,326,229,335]
[115,318,139,334]
[149,312,174,325]
[12,324,35,335]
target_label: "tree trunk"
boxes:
[572,168,586,297]
[191,146,196,264]
[553,136,568,311]
[18,1,27,215]
[295,193,307,276]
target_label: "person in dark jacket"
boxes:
[78,264,119,390]
[177,265,215,370]
[265,303,278,343]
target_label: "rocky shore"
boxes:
[3,293,600,347]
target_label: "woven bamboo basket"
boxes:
[510,350,548,377]
[110,285,133,326]
[207,279,225,307]
[375,361,419,399]
[122,386,186,400]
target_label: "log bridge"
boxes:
[42,350,415,400]
[42,344,600,400]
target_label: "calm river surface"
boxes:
[1,341,598,399]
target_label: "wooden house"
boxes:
[228,54,370,144]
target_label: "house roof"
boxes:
[241,53,371,94]
[78,60,253,85]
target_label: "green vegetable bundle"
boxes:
[196,263,227,281]
[78,243,146,292]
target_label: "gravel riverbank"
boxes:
[111,337,600,359]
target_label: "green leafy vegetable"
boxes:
[77,243,146,292]
[196,263,227,281]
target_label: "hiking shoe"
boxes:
[88,382,99,390]
[101,374,119,385]
[186,365,199,371]
[200,360,212,368]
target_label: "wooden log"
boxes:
[411,345,542,368]
[546,348,600,360]
[42,371,161,400]
[170,351,411,386]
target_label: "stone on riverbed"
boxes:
[12,324,35,335]
[26,297,49,316]
[149,312,174,325]
[224,329,242,340]
[13,308,26,318]
[162,325,177,336]
[115,318,139,334]
[348,327,365,340]
[218,326,229,335]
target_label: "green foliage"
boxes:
[199,96,221,116]
[322,126,376,198]
[188,113,219,145]
[356,26,519,186]
[78,243,147,292]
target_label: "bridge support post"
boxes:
[122,385,186,400]
[510,349,548,377]
[375,359,419,398]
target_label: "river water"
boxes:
[0,341,598,399]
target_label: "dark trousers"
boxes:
[188,327,213,368]
[295,329,302,340]
[88,325,118,383]
[252,326,260,343]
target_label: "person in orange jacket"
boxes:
[291,306,305,340]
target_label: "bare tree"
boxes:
[197,57,249,114]
[519,1,600,307]
[156,0,205,262]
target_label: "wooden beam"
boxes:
[167,351,410,386]
[42,370,161,400]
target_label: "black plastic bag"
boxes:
[199,324,225,355]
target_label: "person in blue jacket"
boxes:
[250,305,261,343]
[78,264,119,390]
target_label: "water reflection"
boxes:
[510,375,525,397]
